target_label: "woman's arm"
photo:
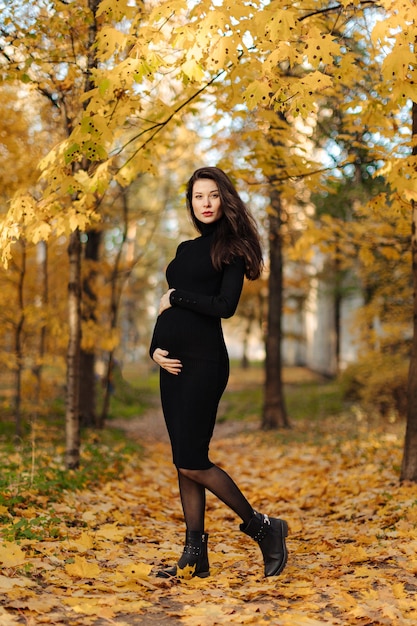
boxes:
[167,257,245,319]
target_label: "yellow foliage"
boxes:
[181,58,206,82]
[96,0,138,20]
[2,397,417,624]
[177,562,197,579]
[0,543,26,568]
[64,555,101,579]
[302,28,341,68]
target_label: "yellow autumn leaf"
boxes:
[302,29,341,66]
[66,532,94,553]
[381,44,415,82]
[243,80,271,109]
[148,0,187,24]
[208,37,229,69]
[95,523,130,542]
[0,575,34,591]
[264,8,297,41]
[279,615,333,626]
[96,0,136,20]
[96,26,127,60]
[64,555,101,579]
[181,58,205,82]
[120,562,153,580]
[176,562,197,580]
[28,221,52,244]
[263,42,299,74]
[339,545,371,564]
[0,543,26,567]
[63,597,115,618]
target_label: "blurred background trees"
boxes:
[0,0,416,478]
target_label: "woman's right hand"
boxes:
[152,348,183,375]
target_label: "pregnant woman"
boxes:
[149,166,288,579]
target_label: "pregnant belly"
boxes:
[153,308,224,360]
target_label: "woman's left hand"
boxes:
[159,288,175,315]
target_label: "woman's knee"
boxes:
[178,467,209,481]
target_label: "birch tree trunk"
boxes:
[66,230,82,469]
[14,241,26,439]
[33,241,48,409]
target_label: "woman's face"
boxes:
[191,178,223,224]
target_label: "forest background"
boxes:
[1,1,417,623]
[1,0,417,472]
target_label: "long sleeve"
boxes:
[169,257,245,319]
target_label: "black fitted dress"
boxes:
[149,221,245,470]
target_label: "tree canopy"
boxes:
[0,0,416,472]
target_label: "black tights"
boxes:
[177,465,254,532]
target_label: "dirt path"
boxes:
[105,406,260,626]
[111,404,258,446]
[102,403,417,626]
[3,383,417,625]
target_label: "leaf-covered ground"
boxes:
[1,394,417,625]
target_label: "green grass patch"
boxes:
[285,379,346,421]
[219,386,263,422]
[218,366,355,447]
[219,368,345,425]
[0,364,364,541]
[0,423,143,541]
[104,364,159,420]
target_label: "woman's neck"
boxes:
[196,218,222,237]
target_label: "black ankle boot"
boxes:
[240,511,288,576]
[156,531,210,579]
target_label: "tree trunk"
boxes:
[14,241,26,439]
[66,230,82,469]
[79,229,101,427]
[99,187,129,427]
[262,188,290,429]
[401,100,417,482]
[77,0,101,428]
[334,252,341,375]
[33,241,48,409]
[241,305,255,369]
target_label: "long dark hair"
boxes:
[186,167,264,280]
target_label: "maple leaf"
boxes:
[242,80,271,109]
[264,8,297,41]
[181,58,205,82]
[302,28,341,67]
[64,555,101,579]
[177,562,197,580]
[120,563,153,580]
[0,543,26,568]
[65,532,94,553]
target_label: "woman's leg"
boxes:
[155,470,208,579]
[177,469,206,531]
[178,465,254,524]
[178,465,288,577]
